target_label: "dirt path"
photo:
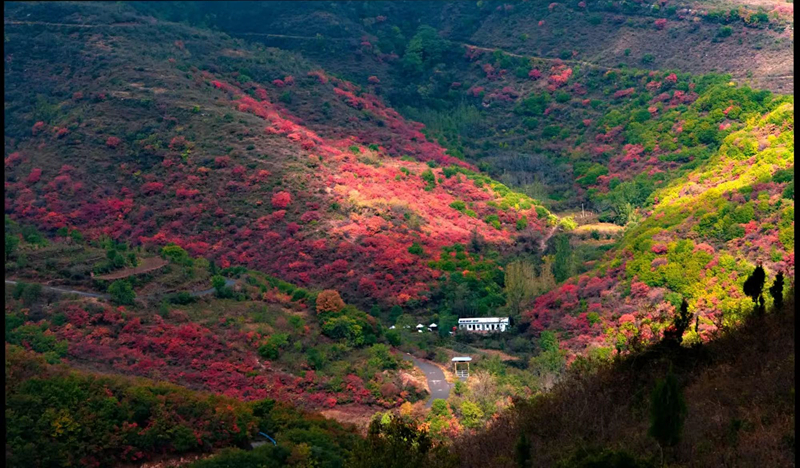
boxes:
[539,225,560,252]
[4,277,236,300]
[4,279,108,299]
[94,257,169,281]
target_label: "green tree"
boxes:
[12,282,43,306]
[529,331,565,391]
[349,414,457,468]
[743,265,766,314]
[552,235,575,283]
[648,368,687,447]
[162,243,193,266]
[108,280,135,305]
[6,233,20,261]
[437,313,458,338]
[211,275,230,298]
[431,399,450,417]
[385,329,402,346]
[460,400,484,429]
[769,271,785,311]
[401,25,451,76]
[663,299,692,345]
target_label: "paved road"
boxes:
[402,354,451,408]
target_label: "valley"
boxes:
[3,1,794,467]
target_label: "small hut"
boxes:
[451,356,472,379]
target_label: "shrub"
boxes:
[108,280,135,305]
[271,191,292,209]
[316,290,346,314]
[460,400,484,428]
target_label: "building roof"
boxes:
[428,323,438,327]
[416,324,425,328]
[451,356,473,362]
[457,317,510,323]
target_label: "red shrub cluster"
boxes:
[271,191,292,208]
[105,136,122,148]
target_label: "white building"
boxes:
[457,317,510,333]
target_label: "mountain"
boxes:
[3,1,795,467]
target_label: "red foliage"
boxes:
[169,136,188,151]
[106,136,122,148]
[630,281,650,298]
[32,121,46,135]
[307,70,328,84]
[271,191,292,209]
[654,18,667,30]
[613,88,636,99]
[468,86,485,97]
[141,182,165,195]
[215,156,232,168]
[5,152,23,167]
[528,69,542,80]
[547,65,573,90]
[27,168,42,184]
[368,76,381,84]
[651,243,668,254]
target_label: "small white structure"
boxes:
[389,325,396,329]
[428,323,438,331]
[452,356,472,379]
[457,317,510,333]
[416,323,425,333]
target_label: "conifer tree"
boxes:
[769,271,785,311]
[649,368,687,448]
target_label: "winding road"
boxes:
[402,354,451,408]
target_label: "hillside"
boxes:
[4,1,557,311]
[4,228,431,414]
[3,2,795,466]
[451,294,795,468]
[130,0,793,94]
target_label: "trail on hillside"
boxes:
[4,279,108,299]
[3,277,237,300]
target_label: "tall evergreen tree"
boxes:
[514,432,531,468]
[743,265,766,303]
[663,299,692,345]
[552,234,575,283]
[649,368,687,448]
